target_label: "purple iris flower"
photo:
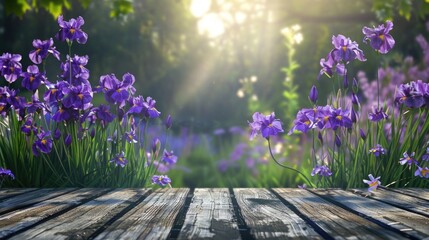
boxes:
[29,38,60,64]
[127,96,161,119]
[335,134,341,147]
[369,144,386,157]
[98,73,136,107]
[395,81,427,108]
[311,165,332,177]
[93,104,115,126]
[52,106,75,122]
[60,55,90,86]
[21,65,46,91]
[0,167,15,180]
[414,166,429,178]
[32,131,53,156]
[318,54,346,80]
[309,85,318,104]
[61,83,93,110]
[54,128,61,139]
[124,129,138,143]
[289,108,316,135]
[162,149,178,165]
[56,15,88,44]
[329,108,353,130]
[110,151,128,167]
[165,114,172,129]
[368,106,388,122]
[0,53,22,83]
[248,112,283,140]
[363,174,381,192]
[351,93,360,107]
[25,94,45,115]
[44,81,67,104]
[363,20,395,54]
[399,152,417,167]
[21,118,37,136]
[151,175,171,187]
[64,134,72,146]
[330,34,366,63]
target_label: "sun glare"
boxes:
[197,13,225,38]
[190,0,227,39]
[190,0,211,18]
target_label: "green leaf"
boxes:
[5,0,32,17]
[110,0,134,18]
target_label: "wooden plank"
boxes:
[233,188,321,239]
[0,188,76,215]
[177,188,240,240]
[351,188,429,218]
[10,188,148,240]
[312,189,429,239]
[0,188,110,238]
[94,188,189,240]
[274,188,406,239]
[383,188,429,201]
[0,188,38,201]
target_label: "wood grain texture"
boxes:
[10,188,148,240]
[0,188,110,238]
[0,188,76,215]
[351,188,429,218]
[94,188,189,240]
[178,188,240,240]
[313,189,429,239]
[382,187,429,201]
[274,188,405,240]
[233,188,321,239]
[0,188,37,201]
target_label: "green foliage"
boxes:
[110,0,134,19]
[4,0,32,17]
[372,0,429,20]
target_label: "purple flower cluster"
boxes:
[0,15,175,186]
[289,105,353,134]
[318,34,366,80]
[395,80,429,108]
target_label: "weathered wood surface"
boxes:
[233,188,321,239]
[311,188,429,239]
[0,188,427,240]
[177,188,239,240]
[94,188,188,240]
[274,188,405,239]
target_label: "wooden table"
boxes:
[0,188,428,239]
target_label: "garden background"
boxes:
[1,0,429,188]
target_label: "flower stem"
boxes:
[267,138,314,188]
